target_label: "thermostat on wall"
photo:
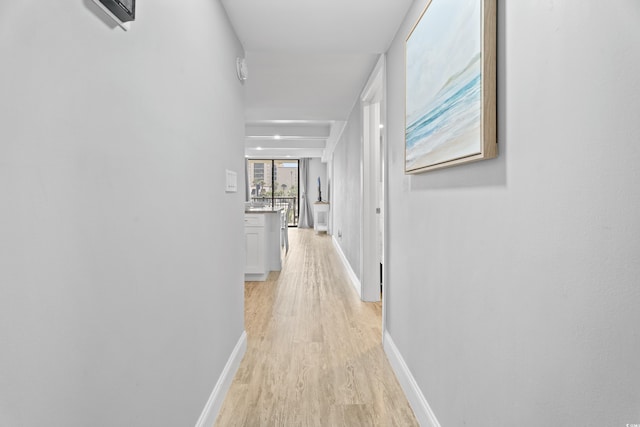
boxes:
[225,170,238,193]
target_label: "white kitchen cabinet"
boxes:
[244,214,265,275]
[244,210,282,281]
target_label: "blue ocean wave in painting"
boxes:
[406,54,482,168]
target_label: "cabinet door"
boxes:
[245,227,264,274]
[314,204,329,232]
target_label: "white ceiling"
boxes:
[243,52,379,122]
[220,0,414,159]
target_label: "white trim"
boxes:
[194,331,247,427]
[332,235,362,299]
[322,121,347,163]
[244,272,269,282]
[384,331,441,427]
[361,55,386,103]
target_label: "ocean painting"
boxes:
[406,0,483,172]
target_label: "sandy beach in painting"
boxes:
[405,54,481,171]
[408,127,479,170]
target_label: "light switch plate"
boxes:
[225,170,238,193]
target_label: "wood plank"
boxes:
[215,229,418,427]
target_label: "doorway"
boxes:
[360,55,387,331]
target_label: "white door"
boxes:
[361,101,382,302]
[377,131,384,288]
[360,54,386,304]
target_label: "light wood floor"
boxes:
[214,228,418,427]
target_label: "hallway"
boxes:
[215,229,418,426]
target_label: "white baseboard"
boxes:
[195,331,247,427]
[331,236,361,298]
[384,331,441,427]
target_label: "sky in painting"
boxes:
[406,0,481,125]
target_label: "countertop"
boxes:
[244,207,284,214]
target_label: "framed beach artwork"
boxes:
[405,0,496,173]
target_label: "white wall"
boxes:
[331,106,363,280]
[0,1,246,426]
[384,1,640,426]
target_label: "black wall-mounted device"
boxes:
[98,0,135,23]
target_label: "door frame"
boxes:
[360,55,387,336]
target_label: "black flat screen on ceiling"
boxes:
[98,0,135,22]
